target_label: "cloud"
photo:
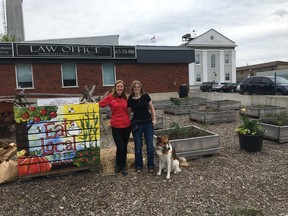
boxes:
[272,9,288,17]
[1,0,288,66]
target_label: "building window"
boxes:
[211,55,216,68]
[196,74,201,83]
[225,73,230,81]
[225,54,230,64]
[102,64,115,86]
[62,64,77,87]
[16,64,33,89]
[195,54,200,65]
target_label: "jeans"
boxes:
[132,122,155,170]
[111,126,131,170]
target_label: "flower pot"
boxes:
[238,133,263,152]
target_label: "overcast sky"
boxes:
[1,0,288,67]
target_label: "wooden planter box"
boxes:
[170,97,207,106]
[189,109,236,124]
[207,100,241,110]
[153,100,172,109]
[154,126,219,159]
[259,122,288,143]
[164,104,199,115]
[154,114,164,130]
[240,105,286,118]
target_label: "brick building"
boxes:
[0,42,194,97]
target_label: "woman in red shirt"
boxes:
[99,80,131,176]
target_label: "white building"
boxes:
[184,29,237,88]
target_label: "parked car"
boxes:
[200,81,216,92]
[239,76,288,95]
[224,83,238,93]
[236,84,241,92]
[212,82,231,92]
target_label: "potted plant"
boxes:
[235,115,265,152]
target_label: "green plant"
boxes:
[168,122,210,139]
[235,115,264,135]
[170,98,181,106]
[0,34,16,42]
[265,111,288,126]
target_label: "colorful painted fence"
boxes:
[14,103,100,179]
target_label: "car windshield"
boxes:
[267,76,288,84]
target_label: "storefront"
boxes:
[0,42,194,97]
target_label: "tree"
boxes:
[0,34,16,42]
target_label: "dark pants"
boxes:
[111,126,131,170]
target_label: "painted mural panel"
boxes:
[14,103,100,177]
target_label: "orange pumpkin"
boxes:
[18,155,52,176]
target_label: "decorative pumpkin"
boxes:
[18,155,52,176]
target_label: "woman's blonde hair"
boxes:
[129,80,144,98]
[112,80,127,99]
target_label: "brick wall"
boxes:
[0,63,189,97]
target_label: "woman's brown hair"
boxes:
[128,80,144,98]
[112,80,128,99]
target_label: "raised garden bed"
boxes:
[164,104,199,115]
[154,125,219,159]
[170,97,207,106]
[240,105,286,118]
[154,114,164,130]
[259,112,288,143]
[189,108,237,124]
[259,122,288,144]
[207,100,241,110]
[153,100,172,109]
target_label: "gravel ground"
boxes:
[0,109,288,216]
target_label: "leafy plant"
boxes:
[0,34,16,42]
[167,122,210,139]
[170,98,181,106]
[235,115,264,135]
[265,111,288,126]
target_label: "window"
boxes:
[102,64,115,86]
[195,54,200,65]
[62,64,77,87]
[196,74,201,82]
[225,73,230,81]
[16,64,33,89]
[211,55,216,68]
[225,54,230,64]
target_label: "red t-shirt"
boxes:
[99,94,131,128]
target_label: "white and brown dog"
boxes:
[154,135,187,179]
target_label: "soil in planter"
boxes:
[166,127,211,140]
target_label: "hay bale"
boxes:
[100,147,135,174]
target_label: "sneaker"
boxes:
[121,170,128,176]
[114,166,121,173]
[148,167,154,173]
[136,169,142,173]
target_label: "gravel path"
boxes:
[0,110,288,216]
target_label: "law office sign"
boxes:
[0,43,13,57]
[15,43,113,58]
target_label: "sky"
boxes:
[1,0,288,67]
